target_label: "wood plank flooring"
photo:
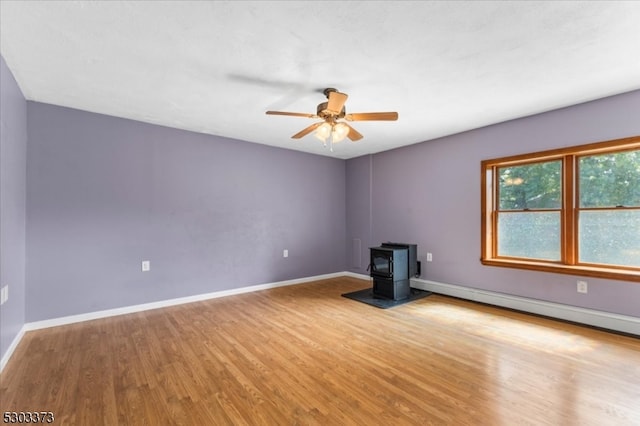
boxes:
[1,277,639,425]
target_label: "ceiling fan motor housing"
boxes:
[317,102,345,120]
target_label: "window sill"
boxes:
[480,258,640,283]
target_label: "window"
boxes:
[481,136,640,282]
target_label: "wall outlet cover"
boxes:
[577,280,588,294]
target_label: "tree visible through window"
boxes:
[481,136,640,282]
[497,160,562,261]
[578,150,640,268]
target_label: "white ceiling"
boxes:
[1,1,639,159]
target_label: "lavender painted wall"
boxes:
[26,103,346,322]
[345,154,372,274]
[0,55,27,359]
[347,90,640,317]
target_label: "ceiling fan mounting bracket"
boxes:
[323,88,338,98]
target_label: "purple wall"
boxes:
[26,103,346,321]
[0,55,27,359]
[347,90,640,317]
[345,154,372,274]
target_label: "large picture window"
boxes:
[481,136,640,282]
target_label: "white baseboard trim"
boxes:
[24,272,346,332]
[342,271,371,281]
[411,278,640,336]
[0,325,27,373]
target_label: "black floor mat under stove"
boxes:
[341,287,432,309]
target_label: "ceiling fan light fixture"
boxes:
[314,122,332,142]
[331,122,349,143]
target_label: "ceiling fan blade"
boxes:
[345,124,363,141]
[345,112,398,121]
[266,111,317,118]
[292,122,323,139]
[326,91,348,114]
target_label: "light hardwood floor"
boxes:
[1,277,639,425]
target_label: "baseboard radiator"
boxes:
[409,277,639,336]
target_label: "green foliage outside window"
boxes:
[494,149,640,267]
[482,137,640,281]
[498,161,562,210]
[579,150,640,208]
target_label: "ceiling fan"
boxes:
[266,88,398,150]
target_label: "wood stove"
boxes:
[369,242,418,301]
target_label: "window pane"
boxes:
[579,210,640,267]
[498,161,562,210]
[497,212,561,261]
[579,150,640,208]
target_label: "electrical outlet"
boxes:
[577,280,588,294]
[283,249,288,258]
[426,252,433,262]
[142,260,150,272]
